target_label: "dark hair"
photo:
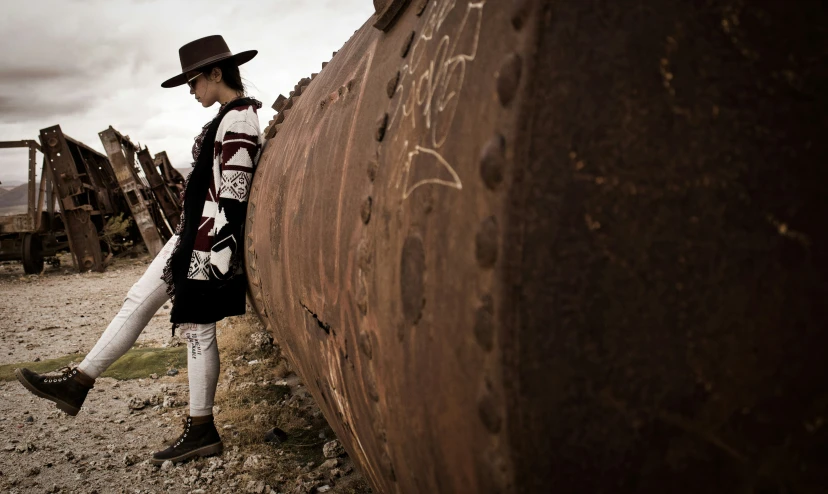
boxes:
[198,58,247,95]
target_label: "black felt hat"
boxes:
[161,35,257,88]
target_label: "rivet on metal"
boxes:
[373,0,412,32]
[357,276,369,316]
[380,447,397,481]
[475,216,499,268]
[364,365,380,402]
[480,134,505,190]
[400,31,416,58]
[473,294,494,351]
[511,0,530,30]
[376,113,389,142]
[367,160,379,182]
[496,53,523,106]
[361,196,373,224]
[359,331,373,360]
[478,392,502,434]
[358,236,373,273]
[271,94,287,112]
[387,71,401,99]
[400,234,425,326]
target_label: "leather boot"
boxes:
[151,415,223,465]
[14,366,95,416]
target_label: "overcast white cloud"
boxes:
[0,0,374,184]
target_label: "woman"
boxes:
[14,35,264,465]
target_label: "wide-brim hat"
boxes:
[161,35,257,88]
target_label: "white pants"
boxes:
[77,234,220,417]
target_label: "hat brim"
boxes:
[160,50,258,88]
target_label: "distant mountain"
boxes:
[0,183,28,208]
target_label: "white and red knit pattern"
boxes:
[186,104,262,281]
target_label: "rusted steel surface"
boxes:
[39,126,106,272]
[99,126,168,256]
[247,1,827,492]
[137,147,181,231]
[153,151,185,195]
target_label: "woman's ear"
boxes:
[211,67,222,83]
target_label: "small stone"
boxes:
[166,368,179,377]
[245,480,266,494]
[249,331,274,350]
[317,486,332,493]
[150,373,159,379]
[263,426,288,446]
[160,460,173,472]
[322,440,345,458]
[319,458,339,470]
[24,416,33,423]
[123,454,139,466]
[127,396,146,410]
[243,455,262,471]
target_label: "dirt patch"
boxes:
[0,250,372,494]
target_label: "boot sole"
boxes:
[150,441,224,466]
[14,368,80,417]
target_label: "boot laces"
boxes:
[173,417,193,449]
[44,366,79,384]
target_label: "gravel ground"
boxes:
[0,250,370,494]
[0,251,171,364]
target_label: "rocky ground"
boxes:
[0,250,372,494]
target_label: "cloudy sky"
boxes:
[0,0,374,185]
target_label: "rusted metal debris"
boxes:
[137,147,181,231]
[1,124,182,273]
[247,0,828,493]
[38,126,123,272]
[153,151,185,195]
[0,139,62,273]
[98,126,174,257]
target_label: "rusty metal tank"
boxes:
[246,1,828,492]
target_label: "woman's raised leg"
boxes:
[77,234,179,379]
[15,234,180,415]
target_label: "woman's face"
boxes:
[186,68,220,108]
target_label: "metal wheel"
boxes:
[22,233,44,274]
